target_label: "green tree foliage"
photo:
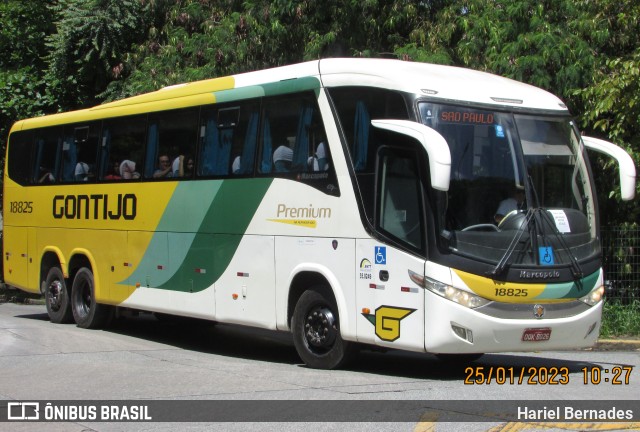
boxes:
[573,49,640,223]
[571,0,640,223]
[45,0,150,108]
[0,1,54,70]
[578,52,640,151]
[408,0,596,110]
[102,0,444,100]
[0,1,56,169]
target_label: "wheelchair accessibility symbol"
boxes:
[539,247,554,265]
[375,246,387,265]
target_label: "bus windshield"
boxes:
[419,103,598,268]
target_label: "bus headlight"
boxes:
[579,285,605,306]
[409,270,490,309]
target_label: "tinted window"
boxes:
[101,115,146,180]
[329,87,409,217]
[199,102,260,177]
[32,127,63,184]
[259,94,338,195]
[61,123,101,183]
[328,87,409,172]
[147,108,199,179]
[7,131,33,186]
[377,146,425,252]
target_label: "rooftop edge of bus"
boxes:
[9,58,569,134]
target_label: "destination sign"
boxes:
[440,110,494,125]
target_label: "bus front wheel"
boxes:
[292,288,354,369]
[70,267,111,329]
[44,267,73,324]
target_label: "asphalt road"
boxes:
[0,302,639,432]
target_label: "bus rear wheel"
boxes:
[44,267,73,324]
[292,288,354,370]
[70,267,111,329]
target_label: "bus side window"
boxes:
[291,103,315,172]
[7,131,34,186]
[199,103,259,177]
[376,145,425,252]
[262,97,301,174]
[259,93,338,194]
[261,95,325,174]
[102,115,146,181]
[234,105,260,175]
[32,127,62,184]
[327,87,408,173]
[328,87,409,215]
[61,124,100,183]
[199,108,228,176]
[147,108,199,179]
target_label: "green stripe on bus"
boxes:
[213,77,320,103]
[123,181,222,288]
[534,270,600,300]
[124,178,273,293]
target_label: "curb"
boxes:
[591,339,640,351]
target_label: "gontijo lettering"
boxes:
[53,194,137,220]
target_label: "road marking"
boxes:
[413,412,640,432]
[413,410,438,432]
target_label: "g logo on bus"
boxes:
[362,306,416,342]
[533,304,545,319]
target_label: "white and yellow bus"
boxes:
[3,59,636,369]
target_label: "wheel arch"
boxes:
[67,249,103,302]
[285,265,352,337]
[40,248,66,294]
[39,247,101,299]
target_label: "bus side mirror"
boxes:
[582,136,636,201]
[371,120,451,191]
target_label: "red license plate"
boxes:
[522,327,552,342]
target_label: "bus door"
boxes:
[355,144,427,352]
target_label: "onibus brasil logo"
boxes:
[362,306,416,342]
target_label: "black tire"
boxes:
[44,267,73,324]
[70,267,111,329]
[291,288,354,369]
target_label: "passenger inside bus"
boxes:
[38,166,55,183]
[307,127,330,172]
[104,161,121,180]
[120,160,140,179]
[171,155,194,177]
[153,154,173,178]
[273,142,293,172]
[232,155,241,174]
[74,160,91,181]
[495,188,526,224]
[170,155,183,176]
[306,141,329,171]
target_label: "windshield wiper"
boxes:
[487,207,584,279]
[486,207,535,277]
[538,210,584,280]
